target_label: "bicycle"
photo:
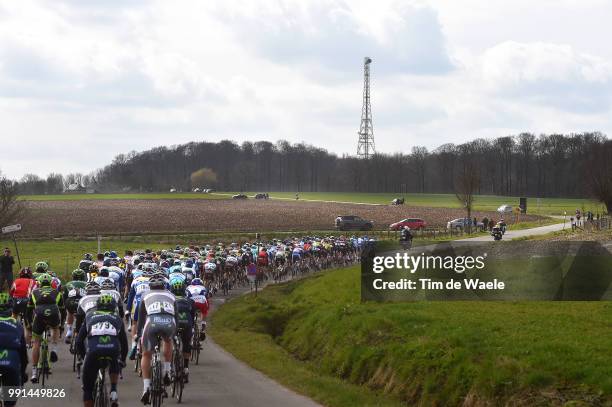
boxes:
[38,329,52,387]
[191,317,201,365]
[93,356,112,407]
[150,336,165,407]
[171,332,185,403]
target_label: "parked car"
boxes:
[169,188,177,193]
[391,197,405,205]
[193,188,201,193]
[497,204,513,213]
[232,194,248,200]
[255,193,269,199]
[389,218,426,231]
[447,218,484,231]
[335,215,373,231]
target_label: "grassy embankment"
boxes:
[211,265,612,407]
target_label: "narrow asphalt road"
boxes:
[22,290,321,407]
[457,221,567,242]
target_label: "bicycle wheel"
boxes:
[151,343,163,407]
[94,369,108,407]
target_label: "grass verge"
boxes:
[211,266,612,406]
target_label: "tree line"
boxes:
[11,132,612,211]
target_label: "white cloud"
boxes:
[0,0,611,180]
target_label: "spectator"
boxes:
[570,216,576,231]
[0,247,15,292]
[482,217,489,231]
[488,219,495,231]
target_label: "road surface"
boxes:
[457,221,567,242]
[22,291,320,407]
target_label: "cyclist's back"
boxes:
[76,294,127,407]
[0,293,28,405]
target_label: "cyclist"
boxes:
[127,269,152,360]
[186,278,209,341]
[75,294,128,407]
[10,267,35,343]
[63,268,88,343]
[100,279,124,317]
[0,293,28,406]
[27,273,64,383]
[136,274,176,404]
[75,281,102,336]
[170,280,196,383]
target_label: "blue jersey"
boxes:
[0,315,28,377]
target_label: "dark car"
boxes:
[389,218,426,231]
[255,193,269,199]
[335,215,373,231]
[232,194,248,200]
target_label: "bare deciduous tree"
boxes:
[586,139,612,213]
[0,177,26,227]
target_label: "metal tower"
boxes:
[357,57,375,158]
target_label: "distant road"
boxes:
[457,221,567,242]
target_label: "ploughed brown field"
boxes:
[22,199,542,236]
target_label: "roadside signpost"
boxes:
[1,223,22,268]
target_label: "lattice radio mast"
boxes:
[357,57,375,158]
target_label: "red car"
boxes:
[389,218,426,231]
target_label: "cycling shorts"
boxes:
[31,306,61,337]
[141,313,176,352]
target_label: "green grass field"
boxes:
[237,192,604,215]
[211,265,612,407]
[18,191,604,215]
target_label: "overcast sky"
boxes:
[2,0,612,179]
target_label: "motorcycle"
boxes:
[491,227,503,241]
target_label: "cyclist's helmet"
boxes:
[98,267,110,277]
[84,253,93,261]
[191,278,203,286]
[104,251,111,258]
[100,279,116,290]
[85,281,101,294]
[148,274,166,289]
[96,293,116,311]
[35,261,49,273]
[0,292,12,314]
[89,263,99,272]
[37,273,52,287]
[110,251,118,259]
[19,267,33,278]
[170,280,185,296]
[72,268,86,281]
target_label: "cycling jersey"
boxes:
[10,277,34,299]
[75,293,100,333]
[27,286,64,338]
[0,315,28,393]
[64,280,87,314]
[186,285,209,317]
[127,276,150,321]
[76,310,128,403]
[174,295,196,354]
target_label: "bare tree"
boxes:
[0,177,26,227]
[586,139,612,213]
[454,151,480,233]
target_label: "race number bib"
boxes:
[90,321,117,336]
[82,300,97,313]
[146,301,174,315]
